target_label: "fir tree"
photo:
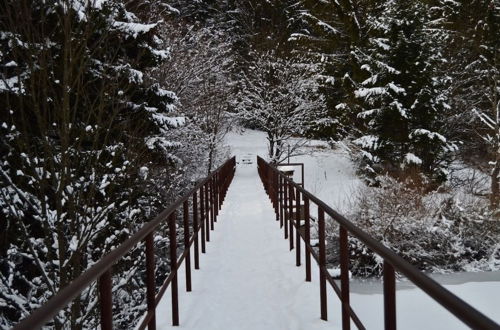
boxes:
[353,0,454,185]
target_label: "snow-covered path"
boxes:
[156,160,344,330]
[153,129,500,330]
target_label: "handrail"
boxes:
[13,156,237,330]
[257,156,500,330]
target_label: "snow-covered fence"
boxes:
[257,156,499,330]
[13,157,236,330]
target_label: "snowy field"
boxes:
[152,129,500,329]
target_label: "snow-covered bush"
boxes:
[326,176,500,277]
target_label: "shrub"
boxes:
[326,175,500,277]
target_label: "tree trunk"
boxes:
[268,134,276,163]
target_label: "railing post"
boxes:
[279,175,284,228]
[288,184,294,251]
[169,212,179,326]
[304,196,311,282]
[200,185,206,253]
[284,179,288,239]
[340,226,350,330]
[218,171,222,211]
[183,201,192,292]
[274,171,279,221]
[384,261,396,330]
[318,207,328,321]
[145,233,156,330]
[210,178,215,228]
[99,270,113,330]
[204,182,210,241]
[215,174,219,216]
[296,189,301,267]
[193,192,200,269]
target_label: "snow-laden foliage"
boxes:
[434,0,500,208]
[152,23,235,175]
[352,0,455,185]
[0,0,187,327]
[326,175,500,277]
[287,0,367,140]
[236,52,328,163]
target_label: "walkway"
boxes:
[155,161,343,330]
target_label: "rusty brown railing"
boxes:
[257,156,499,330]
[13,157,236,330]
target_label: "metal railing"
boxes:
[257,156,500,330]
[13,157,236,330]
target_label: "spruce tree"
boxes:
[353,0,453,185]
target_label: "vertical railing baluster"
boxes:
[318,207,328,321]
[200,185,206,253]
[272,171,280,221]
[304,197,311,282]
[270,168,273,203]
[296,189,301,267]
[384,261,396,330]
[205,182,210,240]
[210,178,215,228]
[193,192,200,269]
[145,233,156,330]
[215,174,219,217]
[99,270,113,330]
[340,226,350,330]
[279,175,284,228]
[289,184,294,251]
[183,201,192,292]
[169,212,179,326]
[284,180,288,239]
[217,173,224,211]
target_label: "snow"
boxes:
[276,165,296,173]
[152,129,499,329]
[224,129,362,213]
[155,144,344,330]
[0,75,24,94]
[404,152,423,165]
[355,87,388,99]
[354,135,379,151]
[410,129,447,143]
[349,274,500,329]
[113,21,158,38]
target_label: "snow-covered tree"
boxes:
[352,0,454,185]
[237,52,327,163]
[0,0,182,327]
[153,23,235,175]
[287,0,369,139]
[436,0,500,207]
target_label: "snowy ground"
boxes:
[153,129,500,329]
[226,129,362,213]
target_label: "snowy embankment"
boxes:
[153,129,499,329]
